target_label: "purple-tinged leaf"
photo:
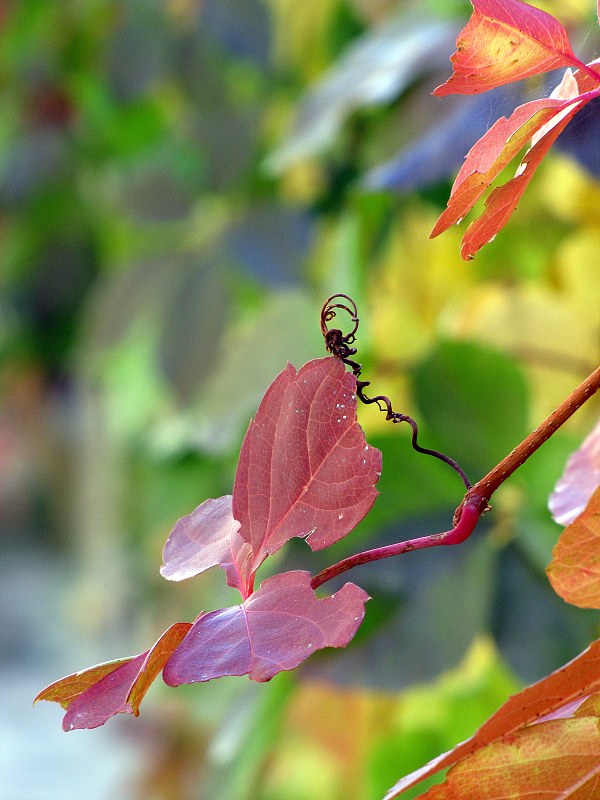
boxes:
[62,655,149,731]
[160,495,251,593]
[35,623,191,730]
[163,571,369,684]
[34,657,135,711]
[233,357,382,581]
[160,357,381,598]
[549,418,600,526]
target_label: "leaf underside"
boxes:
[34,623,191,731]
[549,418,600,527]
[163,571,369,684]
[385,639,600,798]
[547,486,600,609]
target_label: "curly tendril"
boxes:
[320,294,472,490]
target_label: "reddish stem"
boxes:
[311,502,481,589]
[311,364,600,590]
[578,61,600,85]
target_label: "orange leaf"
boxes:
[430,98,562,237]
[417,718,600,800]
[34,657,134,710]
[434,0,586,96]
[575,691,600,719]
[385,639,600,798]
[547,486,600,609]
[127,622,192,714]
[458,95,588,259]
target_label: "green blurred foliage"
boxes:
[1,0,599,798]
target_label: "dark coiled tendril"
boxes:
[320,294,472,490]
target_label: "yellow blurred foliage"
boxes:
[533,0,593,25]
[538,156,600,227]
[366,157,600,430]
[260,636,518,800]
[266,0,339,77]
[364,204,475,431]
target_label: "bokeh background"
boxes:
[2,0,600,798]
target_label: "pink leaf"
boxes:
[232,357,382,586]
[162,571,369,684]
[549,418,600,526]
[35,623,191,730]
[160,358,381,599]
[434,0,586,96]
[160,495,251,594]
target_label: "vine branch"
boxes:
[463,363,600,515]
[312,295,600,590]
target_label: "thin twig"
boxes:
[321,294,472,490]
[313,295,600,589]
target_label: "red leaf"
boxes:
[430,63,598,259]
[434,0,586,96]
[162,571,369,684]
[160,495,251,594]
[34,623,191,730]
[549,418,600,526]
[547,486,600,609]
[232,357,381,587]
[417,717,600,800]
[458,95,589,259]
[430,97,563,237]
[385,639,600,798]
[160,358,381,598]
